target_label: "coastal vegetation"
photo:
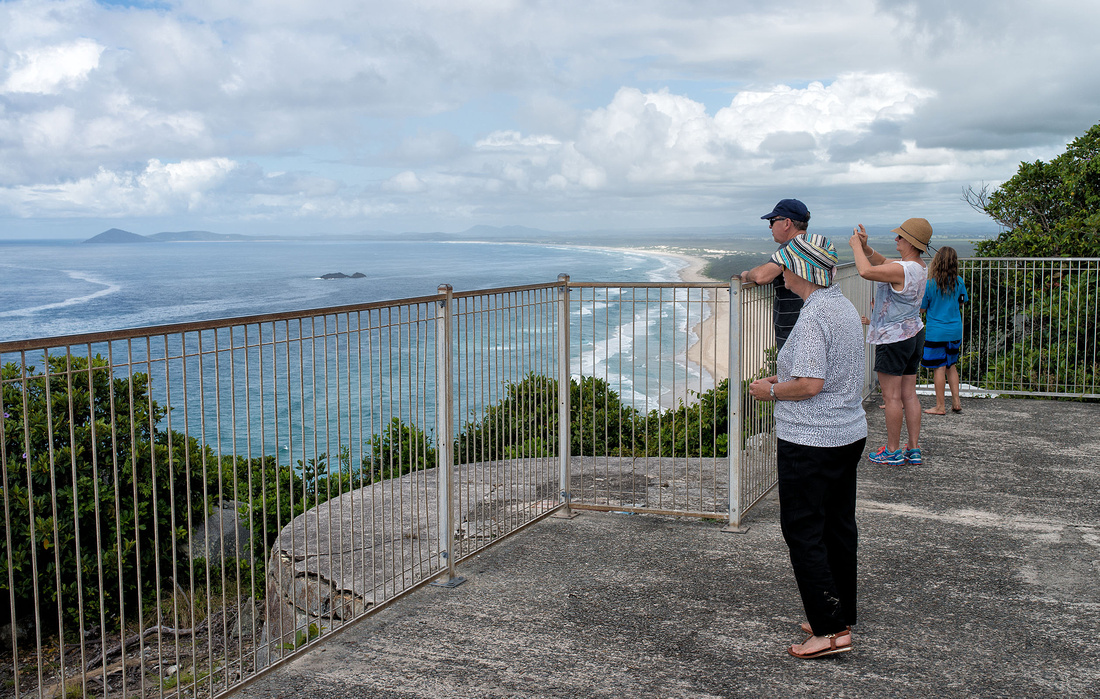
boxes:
[961,121,1100,393]
[967,123,1100,258]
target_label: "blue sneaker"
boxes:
[905,448,922,465]
[868,446,905,465]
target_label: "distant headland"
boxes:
[83,228,252,243]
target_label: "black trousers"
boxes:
[777,437,865,636]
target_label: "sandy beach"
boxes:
[652,250,732,386]
[656,248,775,390]
[556,244,765,401]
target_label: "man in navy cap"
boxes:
[742,198,812,349]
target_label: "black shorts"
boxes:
[874,328,925,376]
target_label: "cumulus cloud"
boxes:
[575,88,720,183]
[0,0,1097,232]
[1,38,103,94]
[508,73,936,190]
[383,171,425,193]
[0,158,238,217]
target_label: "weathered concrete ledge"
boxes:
[255,437,775,669]
[256,459,563,667]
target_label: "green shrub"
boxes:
[453,372,768,461]
[0,357,378,636]
[455,373,643,460]
[569,375,641,456]
[365,417,437,478]
[1,356,213,636]
[960,263,1099,394]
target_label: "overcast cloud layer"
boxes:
[1,0,1098,237]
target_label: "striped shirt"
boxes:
[772,243,804,349]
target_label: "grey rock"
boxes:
[318,272,366,279]
[234,597,258,640]
[189,500,252,564]
[0,618,33,650]
[255,459,559,668]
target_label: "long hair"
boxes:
[928,246,958,294]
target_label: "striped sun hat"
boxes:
[769,233,839,287]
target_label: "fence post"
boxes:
[432,284,464,587]
[553,273,578,519]
[724,276,748,532]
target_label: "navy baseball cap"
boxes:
[760,198,810,223]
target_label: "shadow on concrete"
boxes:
[236,396,1100,698]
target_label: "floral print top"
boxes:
[866,260,927,345]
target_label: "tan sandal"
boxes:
[788,629,852,659]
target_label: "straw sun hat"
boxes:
[892,217,933,253]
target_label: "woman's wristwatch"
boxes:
[770,383,777,400]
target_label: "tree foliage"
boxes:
[455,373,639,460]
[365,418,437,478]
[960,123,1100,395]
[0,356,435,637]
[454,372,759,461]
[969,123,1100,257]
[1,356,213,635]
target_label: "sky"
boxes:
[1,0,1099,239]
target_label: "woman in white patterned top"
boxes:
[849,218,931,467]
[748,233,866,660]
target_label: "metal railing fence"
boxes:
[948,258,1100,397]
[564,281,736,520]
[2,258,1096,698]
[833,263,879,399]
[447,283,564,564]
[844,257,1100,399]
[728,279,776,523]
[1,296,455,699]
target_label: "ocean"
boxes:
[1,239,709,464]
[0,238,687,342]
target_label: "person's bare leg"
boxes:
[878,372,904,451]
[924,366,947,414]
[947,364,962,411]
[901,373,922,450]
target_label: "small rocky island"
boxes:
[319,272,366,279]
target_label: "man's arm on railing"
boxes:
[742,260,783,285]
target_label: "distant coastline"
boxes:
[83,228,253,244]
[653,248,732,393]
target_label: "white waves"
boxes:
[0,270,120,317]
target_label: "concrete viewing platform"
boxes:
[237,396,1100,698]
